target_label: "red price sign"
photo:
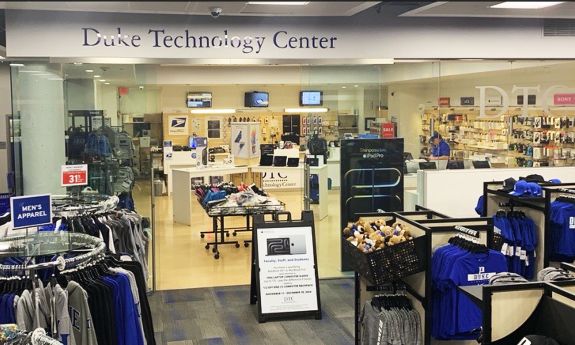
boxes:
[61,164,88,187]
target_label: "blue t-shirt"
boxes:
[432,140,450,157]
[550,201,575,258]
[448,250,507,336]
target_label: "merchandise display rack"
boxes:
[200,198,286,259]
[347,209,496,345]
[421,106,575,167]
[481,180,575,269]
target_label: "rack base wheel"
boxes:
[235,243,240,248]
[244,242,250,248]
[226,232,230,237]
[212,247,217,253]
[205,244,210,250]
[214,253,220,259]
[200,233,205,239]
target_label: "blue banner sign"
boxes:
[10,194,52,229]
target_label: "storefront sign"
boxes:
[10,194,52,229]
[554,93,575,105]
[252,211,321,322]
[168,116,188,135]
[8,9,575,60]
[61,164,88,187]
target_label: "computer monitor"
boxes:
[473,160,491,169]
[447,160,465,169]
[419,162,437,170]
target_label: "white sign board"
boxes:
[256,226,319,315]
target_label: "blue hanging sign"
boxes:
[10,194,52,229]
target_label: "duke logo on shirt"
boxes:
[467,266,496,282]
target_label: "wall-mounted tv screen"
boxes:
[244,91,269,107]
[187,92,212,108]
[300,91,323,106]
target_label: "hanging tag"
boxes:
[515,246,522,257]
[501,243,509,256]
[521,250,527,261]
[507,246,515,256]
[54,219,62,233]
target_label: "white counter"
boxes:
[417,166,575,218]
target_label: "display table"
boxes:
[172,165,249,225]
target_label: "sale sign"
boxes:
[61,164,88,187]
[554,93,575,105]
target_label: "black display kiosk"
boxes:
[340,138,404,271]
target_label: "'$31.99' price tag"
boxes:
[61,164,88,187]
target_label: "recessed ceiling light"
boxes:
[73,62,83,65]
[342,86,347,89]
[93,75,101,78]
[99,79,106,82]
[354,85,359,88]
[85,69,94,73]
[247,1,310,5]
[104,82,110,85]
[10,63,24,67]
[490,2,563,9]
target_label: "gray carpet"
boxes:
[149,278,355,345]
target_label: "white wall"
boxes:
[95,84,119,126]
[65,79,96,110]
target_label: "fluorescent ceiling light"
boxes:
[104,82,110,85]
[93,75,101,78]
[73,62,83,65]
[285,107,328,113]
[490,2,563,9]
[85,69,94,73]
[248,1,310,5]
[10,63,24,67]
[190,109,236,114]
[99,79,106,82]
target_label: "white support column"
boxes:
[12,64,66,195]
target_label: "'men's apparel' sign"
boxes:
[10,194,52,229]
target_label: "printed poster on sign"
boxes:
[168,115,189,135]
[256,226,319,314]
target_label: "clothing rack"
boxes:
[349,210,496,345]
[0,233,106,273]
[483,181,575,268]
[31,328,64,345]
[458,276,575,344]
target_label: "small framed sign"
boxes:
[250,211,322,322]
[460,97,475,106]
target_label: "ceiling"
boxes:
[0,1,380,17]
[402,1,575,19]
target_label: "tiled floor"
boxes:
[134,182,349,290]
[149,278,355,345]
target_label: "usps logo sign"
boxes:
[10,194,52,229]
[168,115,189,135]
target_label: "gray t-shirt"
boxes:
[67,281,98,345]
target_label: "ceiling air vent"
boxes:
[544,19,575,37]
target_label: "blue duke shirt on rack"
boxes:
[550,200,575,261]
[432,245,507,340]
